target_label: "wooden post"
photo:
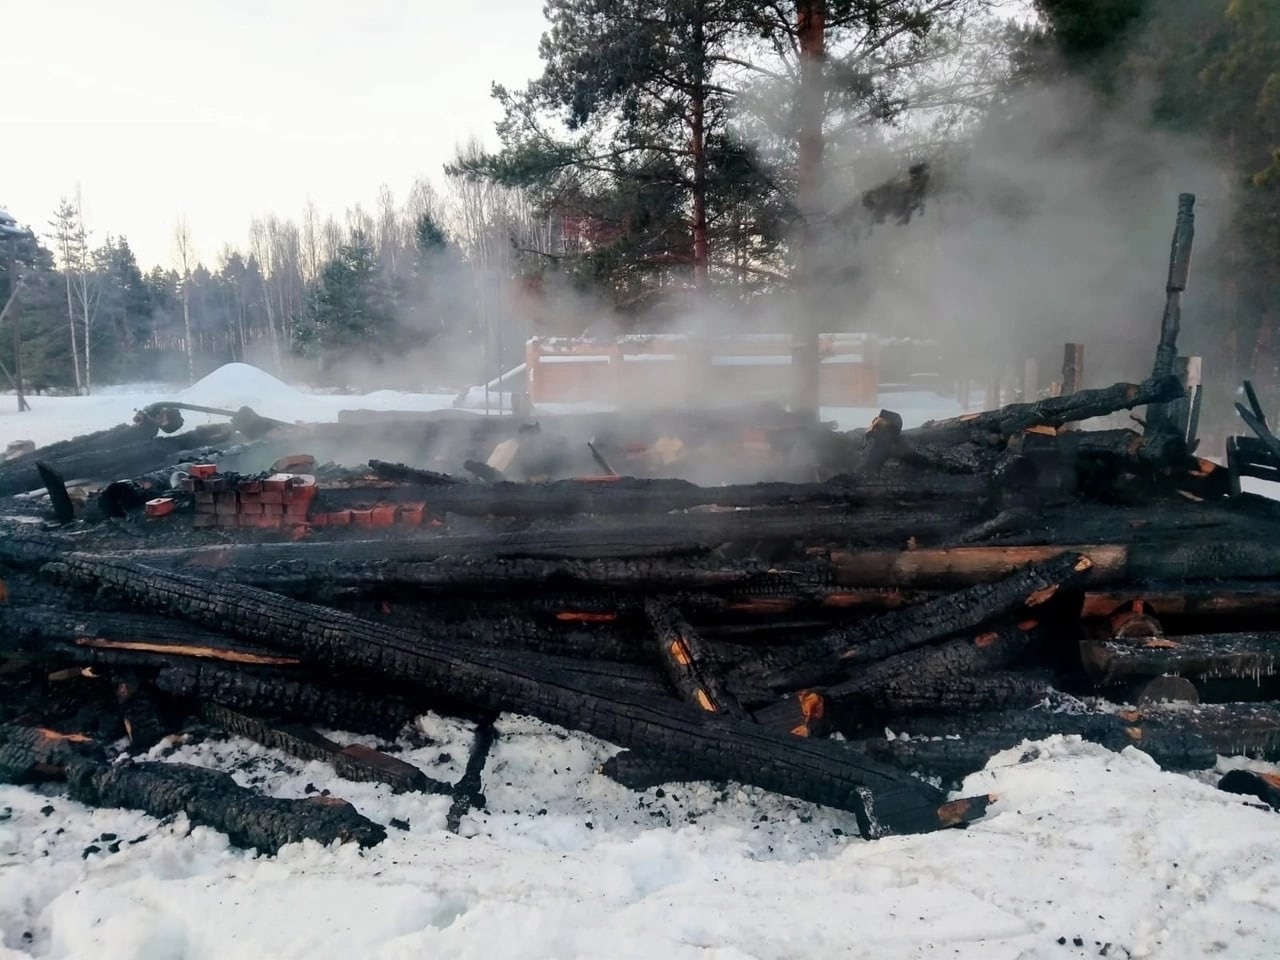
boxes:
[1022,358,1039,402]
[1146,194,1195,436]
[1061,343,1085,396]
[1167,355,1203,444]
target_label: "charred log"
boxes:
[1218,769,1280,810]
[200,702,446,795]
[65,755,385,853]
[905,376,1183,446]
[51,555,960,837]
[645,597,749,720]
[1081,631,1280,686]
[152,662,424,737]
[446,715,496,833]
[739,554,1092,696]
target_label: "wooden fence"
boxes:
[526,334,879,407]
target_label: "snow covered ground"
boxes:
[2,364,1279,959]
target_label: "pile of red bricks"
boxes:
[185,465,318,530]
[165,464,433,531]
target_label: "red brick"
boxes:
[263,473,293,492]
[144,497,177,518]
[191,464,218,479]
[193,515,218,528]
[262,503,284,517]
[237,501,263,516]
[260,490,284,505]
[351,509,374,528]
[324,511,352,526]
[370,504,398,527]
[216,514,239,529]
[400,503,426,526]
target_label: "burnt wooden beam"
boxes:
[153,662,425,737]
[828,541,1280,588]
[737,554,1092,696]
[446,715,496,834]
[1081,631,1280,686]
[35,462,76,524]
[65,754,385,853]
[906,375,1183,446]
[49,554,959,838]
[200,702,445,795]
[645,597,749,720]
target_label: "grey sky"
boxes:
[2,0,548,269]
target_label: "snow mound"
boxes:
[180,363,305,409]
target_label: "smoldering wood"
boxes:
[200,702,446,795]
[153,663,425,737]
[49,555,961,837]
[905,375,1183,446]
[0,724,106,783]
[827,540,1280,589]
[314,473,993,519]
[645,597,749,720]
[340,598,650,664]
[113,672,172,752]
[1081,631,1280,686]
[828,670,1054,725]
[737,554,1092,697]
[367,459,463,485]
[859,410,903,473]
[0,604,303,669]
[1218,769,1280,811]
[820,620,1043,709]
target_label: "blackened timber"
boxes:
[645,597,749,719]
[153,663,424,736]
[1127,702,1280,762]
[114,673,171,751]
[822,620,1042,712]
[367,459,462,485]
[65,756,385,853]
[1218,770,1280,810]
[345,599,649,664]
[35,462,75,524]
[0,423,235,497]
[856,710,1217,788]
[0,724,106,783]
[1080,584,1280,624]
[54,555,959,837]
[832,670,1053,722]
[828,541,1280,588]
[1081,631,1280,685]
[139,553,830,598]
[742,555,1092,695]
[318,474,992,518]
[906,376,1183,446]
[447,716,496,833]
[200,702,446,795]
[860,410,903,473]
[0,605,302,668]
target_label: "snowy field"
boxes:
[2,364,1279,959]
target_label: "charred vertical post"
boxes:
[1062,343,1085,396]
[1147,194,1195,435]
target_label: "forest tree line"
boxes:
[1,0,1276,400]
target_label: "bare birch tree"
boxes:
[174,216,196,384]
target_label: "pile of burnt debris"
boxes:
[5,199,1280,854]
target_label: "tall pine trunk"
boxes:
[793,0,826,417]
[690,13,709,293]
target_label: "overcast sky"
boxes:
[2,0,549,269]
